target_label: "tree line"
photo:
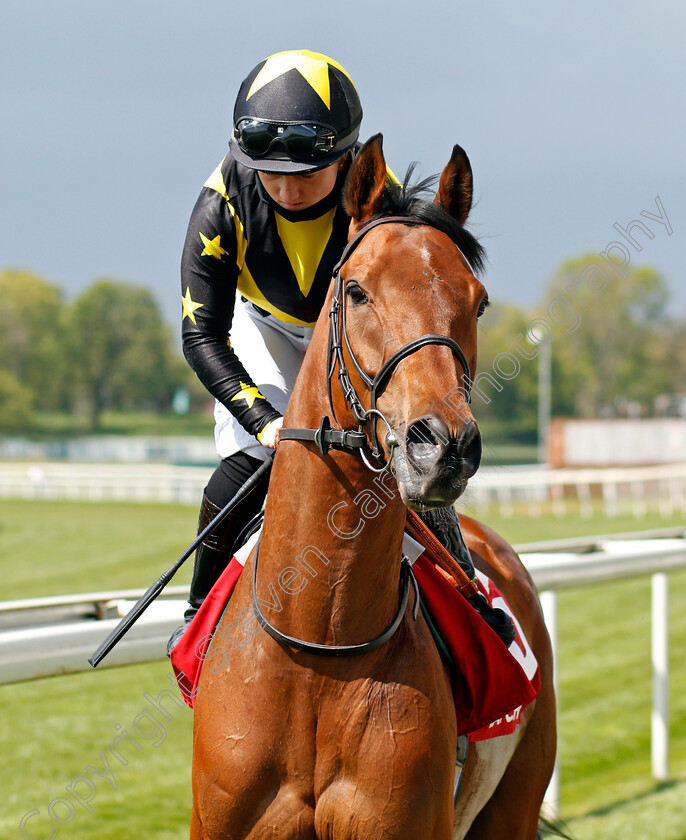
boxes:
[0,259,683,436]
[0,270,199,431]
[474,255,685,441]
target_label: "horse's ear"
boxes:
[434,144,473,226]
[344,133,387,224]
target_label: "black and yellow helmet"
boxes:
[230,50,362,173]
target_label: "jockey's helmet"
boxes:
[230,50,362,174]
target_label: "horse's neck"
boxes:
[255,327,407,645]
[257,447,406,644]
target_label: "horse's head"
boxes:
[335,134,488,509]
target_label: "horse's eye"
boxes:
[477,297,489,318]
[346,283,369,305]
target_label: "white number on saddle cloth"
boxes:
[474,569,538,681]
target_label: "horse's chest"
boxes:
[317,679,440,764]
[194,634,456,838]
[303,679,455,837]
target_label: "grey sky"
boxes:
[2,0,684,329]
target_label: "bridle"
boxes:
[280,214,475,473]
[256,212,478,657]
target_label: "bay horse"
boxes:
[190,135,556,839]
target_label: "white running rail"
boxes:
[2,461,686,520]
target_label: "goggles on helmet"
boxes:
[233,118,349,162]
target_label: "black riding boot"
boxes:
[167,493,249,656]
[419,507,517,647]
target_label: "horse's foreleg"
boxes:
[190,806,205,840]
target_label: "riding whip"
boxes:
[88,453,274,668]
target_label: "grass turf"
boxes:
[0,499,197,600]
[1,500,685,837]
[1,660,193,839]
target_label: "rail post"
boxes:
[540,589,560,819]
[651,572,669,779]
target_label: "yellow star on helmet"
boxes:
[247,50,355,110]
[182,287,203,324]
[200,232,228,260]
[230,382,266,409]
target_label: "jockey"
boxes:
[169,49,507,654]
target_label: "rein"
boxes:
[280,214,474,472]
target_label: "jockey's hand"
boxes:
[258,417,283,450]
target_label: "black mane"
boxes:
[375,166,486,276]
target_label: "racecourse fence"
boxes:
[2,460,686,519]
[522,529,686,816]
[461,461,686,520]
[0,461,209,505]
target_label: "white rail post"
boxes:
[540,589,559,819]
[651,572,669,780]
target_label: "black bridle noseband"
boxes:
[281,214,474,472]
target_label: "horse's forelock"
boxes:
[374,169,486,276]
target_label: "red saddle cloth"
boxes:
[171,547,540,739]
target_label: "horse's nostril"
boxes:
[405,416,450,468]
[407,419,442,448]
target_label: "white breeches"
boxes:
[214,295,314,463]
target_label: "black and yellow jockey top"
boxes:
[181,149,354,440]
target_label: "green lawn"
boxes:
[11,409,215,439]
[1,660,193,840]
[1,500,685,838]
[0,499,198,600]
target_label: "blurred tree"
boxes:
[659,317,686,404]
[0,270,68,410]
[66,280,183,429]
[474,302,539,441]
[0,370,34,430]
[542,256,671,416]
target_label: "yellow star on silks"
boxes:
[200,232,228,260]
[230,382,266,409]
[181,287,203,324]
[246,50,356,110]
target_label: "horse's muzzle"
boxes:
[391,415,482,508]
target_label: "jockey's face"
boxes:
[257,157,346,212]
